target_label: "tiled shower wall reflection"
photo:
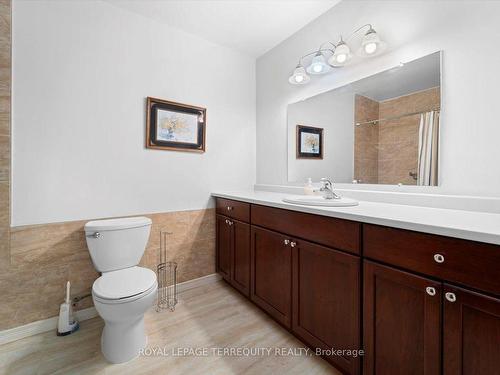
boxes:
[354,87,440,185]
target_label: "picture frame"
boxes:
[296,125,323,159]
[146,97,206,153]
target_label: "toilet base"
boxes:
[101,317,147,363]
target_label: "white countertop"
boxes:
[212,190,500,246]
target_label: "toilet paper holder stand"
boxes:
[157,231,178,312]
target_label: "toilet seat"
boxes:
[92,266,157,304]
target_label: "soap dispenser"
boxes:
[304,177,314,195]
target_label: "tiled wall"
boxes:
[0,0,10,266]
[354,87,440,185]
[1,208,215,330]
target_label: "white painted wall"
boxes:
[287,90,354,183]
[12,0,256,226]
[257,1,500,197]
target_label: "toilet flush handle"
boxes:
[92,232,101,239]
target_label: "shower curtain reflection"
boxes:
[417,110,440,186]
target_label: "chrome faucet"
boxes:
[319,178,341,200]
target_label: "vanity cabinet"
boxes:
[216,214,251,296]
[364,224,500,296]
[250,226,292,327]
[215,197,500,375]
[251,204,361,255]
[364,224,500,375]
[216,215,232,280]
[363,261,441,375]
[443,285,500,375]
[292,239,360,374]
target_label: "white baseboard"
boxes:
[0,273,221,346]
[176,273,222,294]
[0,306,98,346]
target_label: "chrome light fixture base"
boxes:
[289,24,387,85]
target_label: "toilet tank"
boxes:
[84,216,152,272]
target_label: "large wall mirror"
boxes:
[287,51,441,186]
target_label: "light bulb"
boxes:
[306,53,330,75]
[288,64,310,85]
[336,53,347,63]
[357,27,386,57]
[313,64,323,73]
[328,39,352,67]
[364,42,377,54]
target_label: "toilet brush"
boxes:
[57,281,80,336]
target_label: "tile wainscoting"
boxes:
[0,0,11,266]
[0,208,215,331]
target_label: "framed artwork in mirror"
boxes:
[296,125,323,159]
[146,97,206,152]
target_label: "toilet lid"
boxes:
[92,266,157,300]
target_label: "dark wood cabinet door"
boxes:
[250,226,292,328]
[443,284,500,375]
[230,220,250,296]
[292,239,361,375]
[216,215,231,281]
[364,261,441,375]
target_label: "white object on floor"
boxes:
[283,195,359,207]
[0,273,221,346]
[85,216,157,364]
[57,281,79,336]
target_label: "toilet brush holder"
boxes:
[157,231,177,312]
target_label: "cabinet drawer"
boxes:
[216,198,250,223]
[251,204,360,254]
[364,224,500,296]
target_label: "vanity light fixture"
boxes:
[357,25,387,57]
[288,64,310,85]
[306,51,331,75]
[289,24,387,85]
[328,37,352,67]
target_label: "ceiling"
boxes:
[105,0,340,57]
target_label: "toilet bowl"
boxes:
[92,266,157,363]
[85,217,156,364]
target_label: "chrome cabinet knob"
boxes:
[225,219,229,224]
[228,220,233,226]
[226,206,233,211]
[425,287,436,296]
[445,292,456,302]
[433,253,445,263]
[290,241,297,248]
[283,239,290,245]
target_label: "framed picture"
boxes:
[296,125,323,159]
[146,97,206,152]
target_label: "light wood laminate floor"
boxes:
[0,280,340,375]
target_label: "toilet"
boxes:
[84,216,157,364]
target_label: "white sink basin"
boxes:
[283,195,359,207]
